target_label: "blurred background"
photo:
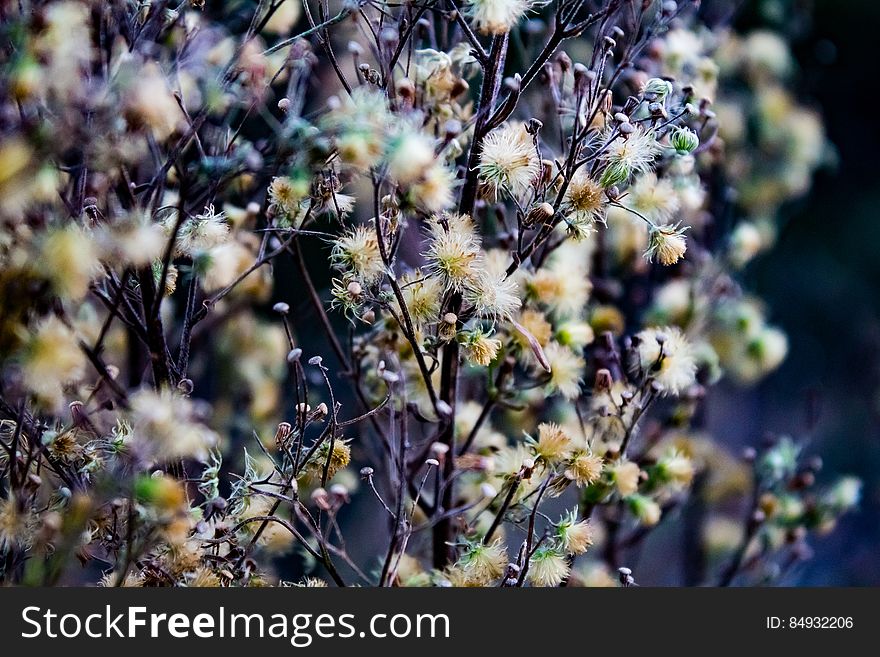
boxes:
[698,0,880,585]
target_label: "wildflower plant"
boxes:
[0,0,857,588]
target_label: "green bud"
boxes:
[642,77,673,101]
[599,160,630,188]
[670,126,700,155]
[626,493,661,525]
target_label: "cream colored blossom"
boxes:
[467,0,533,35]
[23,316,86,408]
[129,389,219,463]
[645,223,688,266]
[532,422,573,463]
[332,224,386,284]
[635,326,697,395]
[556,509,594,556]
[527,546,570,587]
[544,342,584,400]
[478,122,539,199]
[456,540,507,585]
[424,213,481,290]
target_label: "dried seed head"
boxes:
[273,302,290,315]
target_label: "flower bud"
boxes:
[525,202,555,226]
[670,126,700,155]
[642,77,673,101]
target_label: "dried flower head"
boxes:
[627,493,662,526]
[527,546,570,587]
[461,327,502,367]
[600,127,660,187]
[556,509,594,555]
[564,170,606,238]
[531,422,574,463]
[456,539,507,585]
[544,342,584,400]
[565,450,604,487]
[464,269,521,321]
[611,460,642,497]
[635,326,698,395]
[175,205,230,257]
[645,223,689,266]
[0,498,35,550]
[332,225,386,284]
[22,316,86,408]
[467,0,533,35]
[478,122,540,199]
[627,172,680,224]
[268,175,308,220]
[129,389,219,463]
[424,213,481,290]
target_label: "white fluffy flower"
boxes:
[464,269,521,321]
[331,224,386,284]
[478,122,539,199]
[467,0,533,35]
[635,326,697,395]
[174,205,230,257]
[22,316,86,408]
[423,213,481,290]
[386,129,436,185]
[130,389,219,463]
[544,342,584,400]
[645,223,688,266]
[627,172,680,223]
[600,127,661,187]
